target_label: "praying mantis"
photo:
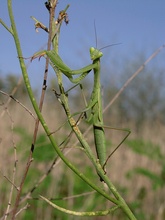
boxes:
[32,47,106,173]
[32,44,129,179]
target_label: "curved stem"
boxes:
[7,1,119,219]
[7,1,137,219]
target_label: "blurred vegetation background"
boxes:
[0,47,165,220]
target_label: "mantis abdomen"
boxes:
[94,125,106,169]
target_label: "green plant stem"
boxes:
[40,195,120,216]
[8,1,136,219]
[0,18,13,34]
[7,0,117,213]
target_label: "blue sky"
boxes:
[0,1,165,89]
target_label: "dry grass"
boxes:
[0,98,165,219]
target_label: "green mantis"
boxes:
[32,47,107,177]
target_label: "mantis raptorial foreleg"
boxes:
[31,50,95,83]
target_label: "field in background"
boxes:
[0,91,164,220]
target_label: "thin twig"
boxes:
[1,108,18,220]
[0,77,23,118]
[1,171,19,191]
[39,191,95,201]
[15,203,30,217]
[0,18,13,34]
[0,90,35,119]
[104,44,165,112]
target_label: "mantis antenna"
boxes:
[93,20,121,51]
[94,20,98,48]
[99,43,122,51]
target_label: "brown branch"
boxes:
[0,76,23,118]
[0,90,35,120]
[104,44,165,112]
[11,1,58,219]
[1,108,18,219]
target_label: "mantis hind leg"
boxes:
[93,125,131,170]
[96,125,131,171]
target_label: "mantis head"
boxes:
[90,43,121,61]
[90,47,103,61]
